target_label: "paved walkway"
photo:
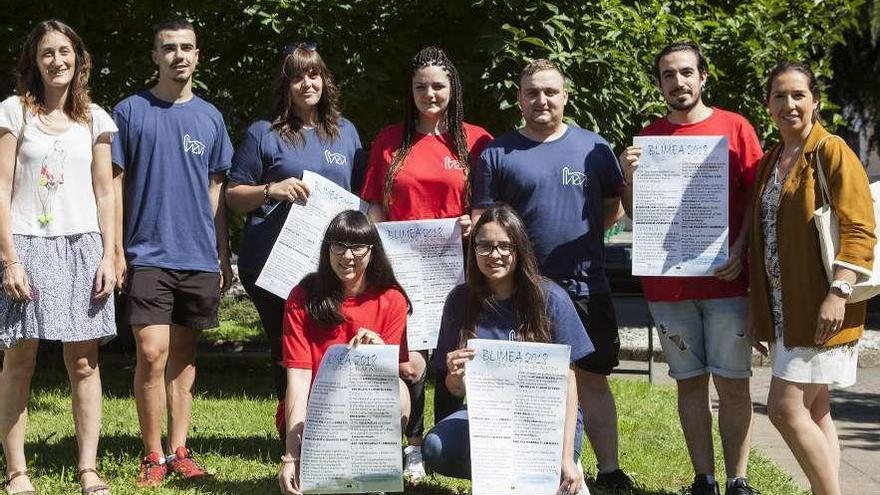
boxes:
[615,360,880,494]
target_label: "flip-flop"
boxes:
[78,468,110,495]
[4,470,36,495]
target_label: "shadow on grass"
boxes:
[25,353,279,402]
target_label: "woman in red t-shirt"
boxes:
[277,210,411,494]
[360,46,492,479]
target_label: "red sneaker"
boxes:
[167,446,209,481]
[136,451,167,487]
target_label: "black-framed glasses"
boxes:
[329,242,372,258]
[474,242,515,257]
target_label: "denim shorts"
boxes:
[648,296,751,380]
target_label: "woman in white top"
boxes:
[0,20,117,495]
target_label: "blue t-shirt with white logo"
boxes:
[228,119,364,277]
[111,91,233,272]
[432,281,594,373]
[473,127,624,296]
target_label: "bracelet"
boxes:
[2,261,20,272]
[280,454,300,464]
[264,183,273,203]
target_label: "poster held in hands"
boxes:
[256,170,368,298]
[631,135,729,276]
[300,344,403,494]
[465,339,571,495]
[376,218,464,350]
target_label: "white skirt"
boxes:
[770,340,858,388]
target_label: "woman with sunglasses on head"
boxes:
[421,204,592,495]
[277,210,411,495]
[0,20,117,495]
[359,45,492,480]
[227,42,364,438]
[748,62,875,495]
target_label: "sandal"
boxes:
[77,468,109,495]
[4,470,36,495]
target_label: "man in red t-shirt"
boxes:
[619,42,762,495]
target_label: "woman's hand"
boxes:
[267,178,311,204]
[348,328,385,348]
[93,256,116,299]
[557,458,584,495]
[446,347,475,384]
[457,214,472,238]
[277,458,302,495]
[2,262,32,301]
[114,250,127,291]
[618,145,642,185]
[816,291,847,344]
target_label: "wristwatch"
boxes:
[830,280,854,298]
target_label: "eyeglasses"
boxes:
[474,242,515,257]
[329,242,372,258]
[281,42,318,79]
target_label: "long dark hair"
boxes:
[302,210,409,327]
[271,44,341,146]
[16,19,92,123]
[383,46,469,210]
[460,204,551,346]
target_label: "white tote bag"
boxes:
[812,135,880,303]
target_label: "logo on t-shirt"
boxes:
[561,166,586,186]
[324,150,347,166]
[443,156,465,170]
[183,134,206,156]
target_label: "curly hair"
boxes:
[270,45,341,147]
[16,20,92,123]
[382,46,470,211]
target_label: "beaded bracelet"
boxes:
[264,183,273,203]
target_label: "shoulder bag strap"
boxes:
[812,135,840,208]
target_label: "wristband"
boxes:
[2,260,20,272]
[280,454,300,464]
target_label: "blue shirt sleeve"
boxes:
[472,147,497,209]
[544,282,594,361]
[110,103,129,170]
[433,285,468,373]
[593,139,624,199]
[229,123,265,185]
[349,122,367,194]
[208,112,233,174]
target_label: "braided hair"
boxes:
[382,46,470,211]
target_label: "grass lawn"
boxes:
[10,297,807,495]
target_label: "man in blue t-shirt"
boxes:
[472,59,632,491]
[110,18,233,488]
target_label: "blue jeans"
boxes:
[422,407,585,479]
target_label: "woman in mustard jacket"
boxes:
[748,62,875,495]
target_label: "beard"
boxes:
[667,86,702,112]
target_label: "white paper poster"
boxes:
[376,218,464,350]
[300,344,403,494]
[631,135,729,276]
[465,339,570,495]
[256,171,368,298]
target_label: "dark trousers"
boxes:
[240,271,287,402]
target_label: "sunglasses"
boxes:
[282,41,317,56]
[281,42,318,79]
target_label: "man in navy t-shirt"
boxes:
[472,59,632,491]
[111,18,233,487]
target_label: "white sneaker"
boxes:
[403,445,426,481]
